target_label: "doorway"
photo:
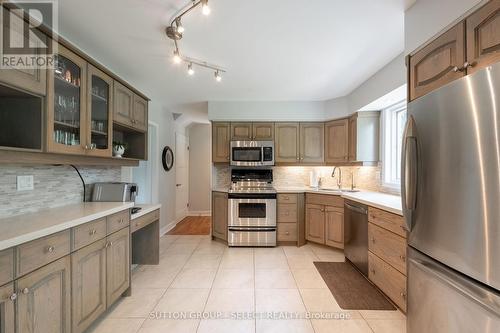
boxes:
[175,132,189,222]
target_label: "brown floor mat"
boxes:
[314,261,396,311]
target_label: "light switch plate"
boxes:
[17,175,34,191]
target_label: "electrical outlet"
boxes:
[17,175,34,191]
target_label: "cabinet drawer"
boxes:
[277,223,297,242]
[131,209,160,233]
[368,207,406,238]
[16,230,71,277]
[306,193,343,207]
[72,218,107,251]
[0,248,14,286]
[107,210,130,234]
[278,203,297,223]
[368,223,407,275]
[277,193,298,204]
[369,252,407,312]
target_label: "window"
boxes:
[381,100,407,189]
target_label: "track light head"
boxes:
[187,63,195,75]
[173,50,182,64]
[201,0,211,15]
[214,70,222,82]
[175,18,184,33]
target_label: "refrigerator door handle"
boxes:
[409,254,500,316]
[401,115,418,231]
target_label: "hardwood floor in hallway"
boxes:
[167,216,211,235]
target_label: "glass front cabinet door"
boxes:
[47,45,87,154]
[87,65,113,157]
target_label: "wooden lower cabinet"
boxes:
[106,227,130,306]
[0,282,15,333]
[71,239,107,333]
[212,192,228,241]
[369,252,407,312]
[305,194,344,249]
[325,207,344,249]
[16,256,71,333]
[305,204,325,244]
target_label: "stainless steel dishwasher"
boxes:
[344,200,368,276]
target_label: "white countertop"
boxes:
[0,202,134,251]
[212,186,402,216]
[131,204,161,220]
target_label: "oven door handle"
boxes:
[228,227,276,232]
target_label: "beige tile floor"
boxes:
[88,234,406,333]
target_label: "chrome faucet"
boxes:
[331,167,342,190]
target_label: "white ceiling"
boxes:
[56,0,406,108]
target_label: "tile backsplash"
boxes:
[0,164,122,218]
[213,164,400,195]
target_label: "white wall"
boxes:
[324,97,350,120]
[208,101,326,121]
[405,0,486,55]
[188,124,212,214]
[148,101,177,232]
[346,53,406,113]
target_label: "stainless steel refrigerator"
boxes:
[403,62,500,332]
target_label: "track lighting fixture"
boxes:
[215,70,222,82]
[166,0,226,81]
[172,49,181,64]
[201,0,211,15]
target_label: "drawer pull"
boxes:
[400,255,406,261]
[89,229,97,236]
[285,231,290,235]
[284,212,289,216]
[119,219,124,224]
[105,241,113,248]
[21,288,29,294]
[284,196,289,200]
[9,293,17,301]
[46,245,55,253]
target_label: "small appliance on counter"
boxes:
[91,182,138,203]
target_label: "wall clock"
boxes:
[162,146,174,171]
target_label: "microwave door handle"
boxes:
[401,115,418,231]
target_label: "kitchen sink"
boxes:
[317,188,360,193]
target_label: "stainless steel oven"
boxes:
[227,168,276,247]
[230,141,274,167]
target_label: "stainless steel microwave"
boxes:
[230,141,274,166]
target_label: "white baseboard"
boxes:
[160,220,177,236]
[188,210,211,216]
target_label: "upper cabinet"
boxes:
[230,122,274,140]
[113,82,147,132]
[325,119,349,164]
[87,65,113,157]
[409,22,466,101]
[212,122,231,163]
[47,44,88,155]
[466,0,500,74]
[275,123,300,163]
[253,123,274,140]
[0,7,46,96]
[230,122,253,140]
[300,123,324,164]
[408,0,500,101]
[347,112,380,165]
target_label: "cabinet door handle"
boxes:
[400,292,406,299]
[371,237,375,243]
[452,66,460,73]
[105,241,113,248]
[46,245,55,253]
[9,293,17,301]
[21,288,29,294]
[400,255,406,261]
[370,269,375,275]
[463,62,475,70]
